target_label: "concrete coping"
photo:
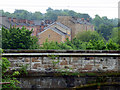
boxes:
[2,50,120,57]
[3,49,120,53]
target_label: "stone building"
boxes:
[57,16,94,39]
[37,22,71,46]
[0,16,10,29]
[0,16,94,46]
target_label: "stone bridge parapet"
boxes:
[2,50,120,72]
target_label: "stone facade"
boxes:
[57,16,94,39]
[37,22,71,45]
[38,29,65,45]
[18,76,120,88]
[6,56,119,72]
[3,50,120,89]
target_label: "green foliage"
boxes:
[0,48,3,53]
[1,9,118,50]
[29,36,40,49]
[1,8,91,21]
[1,57,20,89]
[47,55,59,68]
[19,64,29,75]
[85,40,106,50]
[106,39,119,50]
[12,71,20,76]
[92,15,117,29]
[2,77,20,89]
[1,57,10,73]
[75,31,103,42]
[110,27,120,45]
[2,26,39,49]
[97,24,113,40]
[40,30,119,50]
[92,15,117,40]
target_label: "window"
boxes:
[48,35,50,38]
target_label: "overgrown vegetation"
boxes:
[47,55,60,69]
[0,57,20,89]
[19,64,29,75]
[40,29,120,50]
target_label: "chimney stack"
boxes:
[81,18,84,21]
[13,18,17,23]
[28,20,34,25]
[25,19,28,23]
[8,17,11,22]
[87,18,89,22]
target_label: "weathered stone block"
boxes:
[82,65,93,70]
[43,64,53,69]
[42,57,52,64]
[60,60,68,65]
[25,58,30,62]
[32,63,41,69]
[32,57,40,62]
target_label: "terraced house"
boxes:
[0,16,94,46]
[57,16,94,39]
[37,22,71,46]
[0,16,53,36]
[38,16,94,45]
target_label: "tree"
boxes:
[106,39,119,50]
[92,15,102,29]
[32,11,43,20]
[2,26,39,49]
[109,27,120,45]
[75,31,103,42]
[97,24,113,40]
[92,15,117,30]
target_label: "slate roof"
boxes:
[44,22,71,31]
[73,18,92,25]
[33,20,43,25]
[37,27,67,36]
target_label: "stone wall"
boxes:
[18,76,120,88]
[2,50,120,72]
[6,56,119,72]
[3,50,120,72]
[2,50,120,89]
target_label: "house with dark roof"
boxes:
[1,16,94,46]
[57,16,94,39]
[0,16,53,36]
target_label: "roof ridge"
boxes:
[56,22,71,30]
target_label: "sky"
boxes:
[0,0,119,19]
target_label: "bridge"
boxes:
[2,50,120,72]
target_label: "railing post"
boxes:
[30,57,32,70]
[94,57,95,66]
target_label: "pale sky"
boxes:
[0,0,119,19]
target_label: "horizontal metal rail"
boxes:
[2,53,120,57]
